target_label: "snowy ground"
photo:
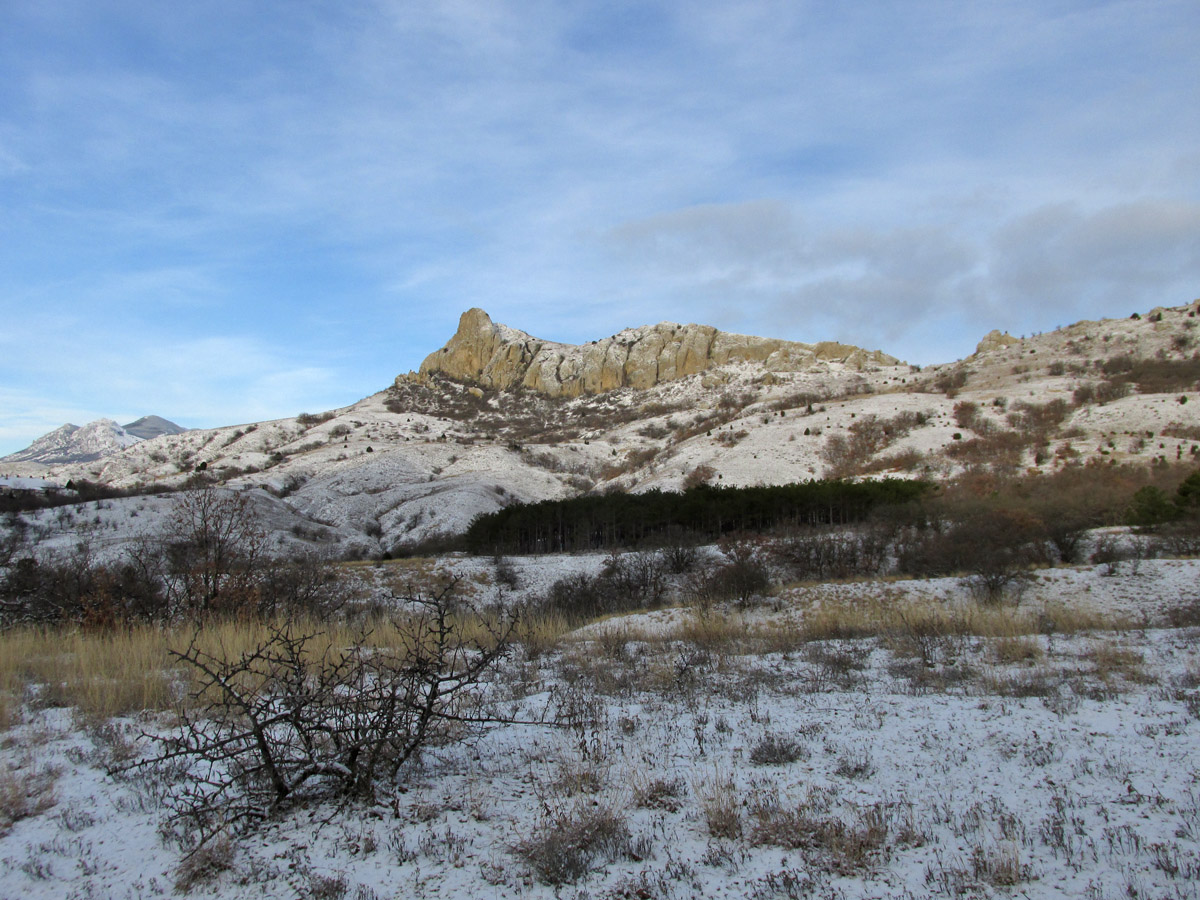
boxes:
[2,557,1200,899]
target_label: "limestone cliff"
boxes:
[415,309,902,397]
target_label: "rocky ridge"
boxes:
[2,419,143,465]
[3,301,1198,557]
[415,308,901,397]
[3,416,185,466]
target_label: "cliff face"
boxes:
[416,309,901,397]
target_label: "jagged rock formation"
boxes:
[416,309,901,397]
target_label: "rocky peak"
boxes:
[974,329,1021,355]
[2,418,142,465]
[416,309,902,398]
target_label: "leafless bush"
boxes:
[943,430,1031,471]
[1153,518,1200,557]
[658,527,701,574]
[749,733,809,766]
[771,526,889,581]
[686,536,771,607]
[896,507,1046,602]
[600,549,668,607]
[0,760,60,836]
[140,580,517,851]
[173,836,235,892]
[1090,533,1150,575]
[952,401,980,431]
[1163,422,1200,441]
[633,775,686,812]
[296,411,335,428]
[492,554,520,590]
[748,788,889,875]
[933,368,970,397]
[515,802,636,885]
[821,412,930,477]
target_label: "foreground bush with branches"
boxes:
[142,579,518,850]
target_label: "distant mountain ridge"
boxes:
[3,416,185,466]
[123,416,187,441]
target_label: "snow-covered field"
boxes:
[3,554,1200,899]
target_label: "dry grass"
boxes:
[0,626,179,720]
[797,596,1126,647]
[0,603,522,725]
[991,636,1046,665]
[513,611,571,659]
[1082,641,1155,685]
[515,802,635,885]
[0,756,60,836]
[695,772,743,840]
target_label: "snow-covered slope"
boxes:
[7,301,1200,554]
[1,419,142,465]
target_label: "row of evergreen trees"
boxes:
[464,479,931,554]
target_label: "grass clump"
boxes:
[749,733,809,766]
[516,803,635,885]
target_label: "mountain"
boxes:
[2,415,184,466]
[1,419,143,465]
[122,416,186,441]
[6,301,1199,554]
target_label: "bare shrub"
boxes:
[749,788,889,875]
[897,506,1046,603]
[749,733,809,766]
[821,412,928,477]
[492,554,520,590]
[599,550,668,607]
[1090,533,1149,575]
[953,401,980,431]
[1005,399,1071,440]
[771,526,889,581]
[933,368,970,397]
[0,760,59,836]
[516,803,635,885]
[658,527,701,574]
[153,486,269,618]
[632,775,686,812]
[141,580,517,850]
[683,464,717,489]
[173,836,235,892]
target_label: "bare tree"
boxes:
[160,487,267,617]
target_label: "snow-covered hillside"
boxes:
[4,302,1198,554]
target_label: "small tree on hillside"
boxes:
[161,487,267,617]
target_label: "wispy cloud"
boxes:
[0,0,1197,453]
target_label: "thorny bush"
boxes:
[138,578,519,852]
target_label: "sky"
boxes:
[1,0,1198,455]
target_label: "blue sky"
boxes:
[1,0,1198,454]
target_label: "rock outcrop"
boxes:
[416,309,901,397]
[974,329,1021,355]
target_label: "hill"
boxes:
[5,301,1199,554]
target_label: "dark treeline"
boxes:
[0,479,174,515]
[464,479,931,554]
